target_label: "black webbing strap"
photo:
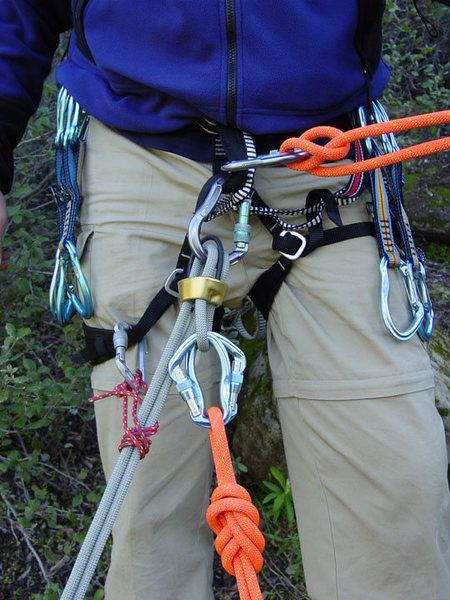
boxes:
[76,148,247,367]
[249,221,375,320]
[75,235,192,366]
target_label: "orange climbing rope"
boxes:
[206,406,265,600]
[279,109,450,177]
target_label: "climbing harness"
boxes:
[222,105,449,335]
[57,104,449,600]
[49,87,93,326]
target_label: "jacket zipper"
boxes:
[225,0,238,126]
[73,0,95,63]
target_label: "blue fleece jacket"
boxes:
[0,0,390,193]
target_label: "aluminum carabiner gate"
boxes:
[168,331,246,427]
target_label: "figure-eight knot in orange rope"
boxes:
[279,109,450,177]
[206,406,265,600]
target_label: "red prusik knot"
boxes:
[88,370,158,460]
[118,422,159,459]
[206,482,265,577]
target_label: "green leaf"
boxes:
[270,467,286,489]
[286,500,296,526]
[273,494,285,514]
[5,323,16,338]
[262,492,278,505]
[78,469,88,481]
[262,480,281,493]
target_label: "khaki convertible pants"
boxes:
[79,119,450,600]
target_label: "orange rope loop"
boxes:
[280,110,450,177]
[206,406,265,600]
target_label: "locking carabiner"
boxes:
[379,257,425,341]
[168,331,246,427]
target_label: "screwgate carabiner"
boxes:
[168,331,246,427]
[379,257,425,341]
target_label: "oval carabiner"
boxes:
[379,257,425,341]
[414,262,434,342]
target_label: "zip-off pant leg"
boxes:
[79,118,449,600]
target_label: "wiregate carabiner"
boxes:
[414,261,434,342]
[168,331,246,427]
[379,257,425,341]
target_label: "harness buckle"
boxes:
[279,230,307,260]
[168,331,246,428]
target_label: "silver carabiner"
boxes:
[379,257,425,341]
[188,175,228,263]
[168,331,246,427]
[113,322,135,386]
[221,148,309,172]
[414,262,434,342]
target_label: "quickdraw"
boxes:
[49,87,93,326]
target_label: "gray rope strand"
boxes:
[196,242,230,351]
[61,259,207,600]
